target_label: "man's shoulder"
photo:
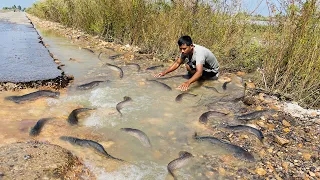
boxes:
[194,44,210,53]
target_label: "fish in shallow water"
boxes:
[223,124,264,142]
[120,128,152,148]
[193,133,255,162]
[158,74,185,80]
[77,80,110,90]
[167,151,193,180]
[67,108,96,125]
[5,90,60,103]
[222,81,231,90]
[60,136,123,161]
[199,111,228,124]
[175,93,197,102]
[236,110,276,121]
[82,47,94,53]
[145,64,164,70]
[116,96,132,116]
[104,63,124,78]
[203,86,221,94]
[146,79,172,91]
[109,54,122,60]
[29,118,52,136]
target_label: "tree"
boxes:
[12,5,16,9]
[17,5,22,10]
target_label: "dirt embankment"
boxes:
[0,141,93,179]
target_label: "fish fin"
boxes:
[193,132,198,138]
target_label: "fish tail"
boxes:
[168,168,176,180]
[109,155,125,162]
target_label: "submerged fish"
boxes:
[125,63,141,72]
[29,118,52,136]
[223,125,264,142]
[98,52,103,60]
[104,63,124,78]
[146,64,164,70]
[146,79,172,91]
[167,151,193,180]
[120,128,152,147]
[116,96,132,116]
[203,86,221,94]
[222,81,231,90]
[77,80,110,90]
[5,90,60,104]
[175,93,197,102]
[193,133,255,162]
[60,136,123,161]
[82,47,94,53]
[109,54,122,60]
[158,75,185,80]
[199,111,228,124]
[67,108,96,125]
[236,110,276,121]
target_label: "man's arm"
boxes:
[177,64,203,91]
[154,57,183,78]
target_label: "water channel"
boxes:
[0,26,252,179]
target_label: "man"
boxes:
[154,35,220,91]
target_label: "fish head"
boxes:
[178,151,193,158]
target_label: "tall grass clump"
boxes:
[27,0,254,59]
[260,0,320,107]
[27,0,320,107]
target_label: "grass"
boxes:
[27,0,320,108]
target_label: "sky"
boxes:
[0,0,38,9]
[0,0,281,16]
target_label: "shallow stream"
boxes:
[0,28,251,179]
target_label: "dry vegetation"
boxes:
[27,0,320,108]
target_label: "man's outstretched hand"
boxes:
[154,72,166,78]
[177,82,190,91]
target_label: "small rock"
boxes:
[255,106,263,111]
[309,171,315,177]
[205,171,214,178]
[283,128,290,133]
[274,135,289,146]
[139,81,145,86]
[267,123,275,130]
[236,71,246,76]
[242,96,257,106]
[282,120,291,127]
[219,167,226,176]
[310,112,318,117]
[302,153,311,161]
[245,82,255,89]
[240,134,249,139]
[255,168,267,176]
[24,155,32,160]
[258,93,265,101]
[168,131,175,136]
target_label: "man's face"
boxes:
[179,44,193,55]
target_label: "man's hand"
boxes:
[177,81,190,91]
[154,72,166,78]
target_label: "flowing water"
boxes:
[0,28,252,179]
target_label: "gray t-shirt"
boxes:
[180,44,219,73]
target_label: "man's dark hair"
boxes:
[178,36,193,46]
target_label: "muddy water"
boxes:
[0,28,250,179]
